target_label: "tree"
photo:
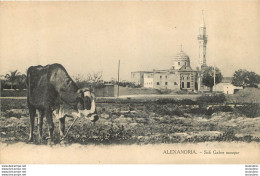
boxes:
[16,74,27,90]
[86,72,103,83]
[232,69,260,87]
[231,69,248,87]
[202,66,223,92]
[73,74,85,83]
[0,75,5,91]
[246,71,260,87]
[73,72,103,89]
[5,70,20,89]
[0,80,4,91]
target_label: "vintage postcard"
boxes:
[0,1,260,164]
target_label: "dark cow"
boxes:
[27,63,98,144]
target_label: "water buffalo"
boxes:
[27,63,98,144]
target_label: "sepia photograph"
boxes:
[0,1,260,164]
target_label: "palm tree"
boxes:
[5,70,20,89]
[17,74,27,90]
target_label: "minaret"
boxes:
[198,10,207,69]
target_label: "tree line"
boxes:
[231,69,260,88]
[0,70,138,91]
[1,70,27,90]
[1,68,259,91]
[198,66,260,92]
[73,72,140,89]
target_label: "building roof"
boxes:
[222,77,232,83]
[133,68,200,74]
[131,71,153,73]
[173,50,190,61]
[178,65,193,71]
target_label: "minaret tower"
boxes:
[198,10,207,69]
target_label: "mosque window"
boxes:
[160,76,162,79]
[174,82,178,85]
[157,82,160,85]
[178,62,180,65]
[185,62,187,66]
[165,76,167,79]
[187,82,190,88]
[165,82,168,85]
[182,82,184,88]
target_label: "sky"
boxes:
[0,1,259,81]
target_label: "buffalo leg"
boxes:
[45,109,54,144]
[38,110,44,143]
[28,106,36,142]
[59,117,65,140]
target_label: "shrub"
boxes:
[197,93,226,104]
[176,90,197,94]
[156,99,196,105]
[156,99,177,104]
[157,89,172,94]
[180,99,196,105]
[235,103,260,118]
[176,90,188,94]
[216,129,237,141]
[145,104,184,116]
[227,88,260,104]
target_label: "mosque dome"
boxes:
[172,50,190,70]
[174,50,190,61]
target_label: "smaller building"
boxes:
[214,77,243,94]
[94,84,115,97]
[131,71,151,87]
[143,72,154,88]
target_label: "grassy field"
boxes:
[226,88,260,104]
[1,97,260,145]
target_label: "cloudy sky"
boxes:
[0,1,259,81]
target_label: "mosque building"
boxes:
[131,12,208,92]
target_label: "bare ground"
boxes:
[1,99,260,145]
